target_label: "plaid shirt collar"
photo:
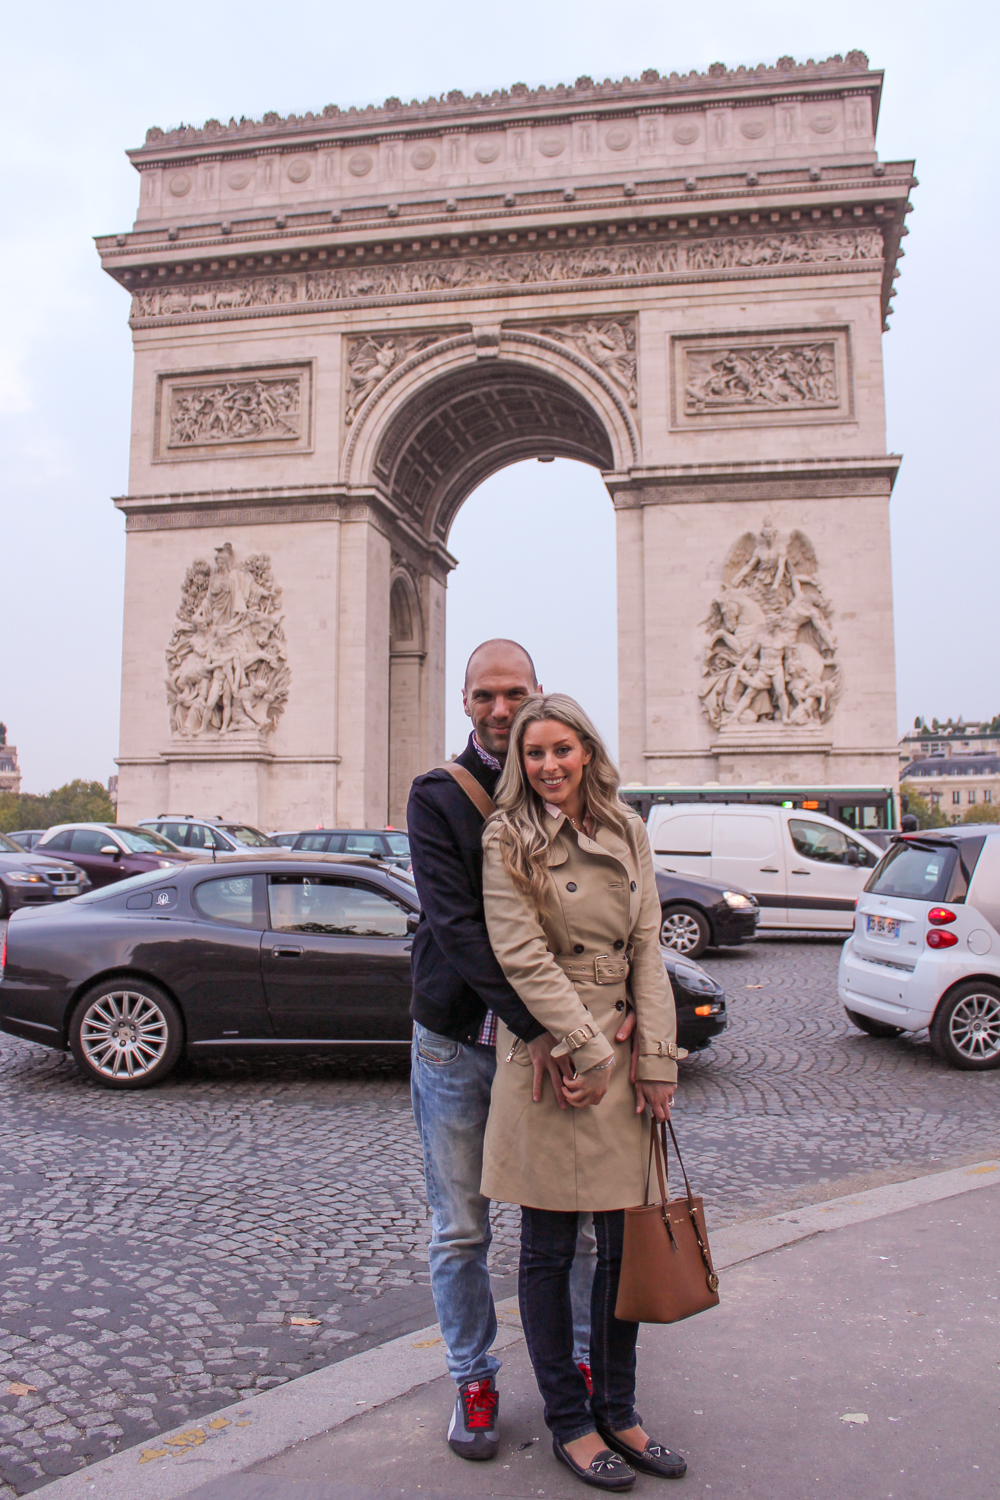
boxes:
[470,734,502,773]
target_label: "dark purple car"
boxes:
[33,823,204,888]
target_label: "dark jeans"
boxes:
[519,1206,640,1445]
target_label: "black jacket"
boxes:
[407,734,545,1044]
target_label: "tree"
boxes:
[0,779,115,834]
[900,782,948,830]
[0,722,6,746]
[961,802,1000,825]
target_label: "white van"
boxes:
[646,803,883,932]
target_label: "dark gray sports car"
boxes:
[0,854,726,1089]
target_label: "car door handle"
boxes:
[791,869,811,876]
[759,867,779,873]
[272,945,303,957]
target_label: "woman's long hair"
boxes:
[491,693,629,914]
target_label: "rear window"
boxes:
[865,840,983,904]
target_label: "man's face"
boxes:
[463,649,538,761]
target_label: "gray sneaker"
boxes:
[447,1375,500,1460]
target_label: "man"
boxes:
[407,640,632,1461]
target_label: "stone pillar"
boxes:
[335,509,391,828]
[613,497,647,785]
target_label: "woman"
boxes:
[481,694,685,1492]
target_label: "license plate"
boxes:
[55,885,79,896]
[866,915,899,938]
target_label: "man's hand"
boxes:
[615,1006,639,1084]
[634,1080,676,1122]
[527,1034,569,1108]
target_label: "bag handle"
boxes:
[644,1117,719,1293]
[436,763,497,821]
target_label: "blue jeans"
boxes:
[411,1023,596,1389]
[519,1207,639,1444]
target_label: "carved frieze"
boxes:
[345,333,449,424]
[533,318,637,406]
[700,520,841,732]
[671,327,853,429]
[131,230,883,324]
[165,543,290,738]
[154,363,312,460]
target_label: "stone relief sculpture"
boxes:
[168,376,301,446]
[165,544,290,737]
[684,341,837,414]
[344,333,444,423]
[699,520,841,731]
[132,229,882,320]
[538,319,637,405]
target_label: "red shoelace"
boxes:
[462,1379,499,1429]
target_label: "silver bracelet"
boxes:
[588,1056,615,1074]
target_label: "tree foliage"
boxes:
[960,802,1000,824]
[0,780,115,834]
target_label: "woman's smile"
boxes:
[521,719,592,823]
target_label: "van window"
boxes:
[714,814,776,859]
[652,813,712,856]
[789,819,850,864]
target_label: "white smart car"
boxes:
[839,824,1000,1069]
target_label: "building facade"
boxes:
[901,754,1000,817]
[0,743,20,798]
[99,54,911,829]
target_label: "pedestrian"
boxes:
[481,692,686,1491]
[407,642,635,1461]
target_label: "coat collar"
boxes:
[544,805,632,865]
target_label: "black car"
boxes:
[656,868,758,958]
[0,831,90,916]
[0,854,727,1089]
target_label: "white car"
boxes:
[646,802,883,933]
[839,825,1000,1069]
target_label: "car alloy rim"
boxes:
[80,991,169,1078]
[948,991,1000,1061]
[660,912,702,954]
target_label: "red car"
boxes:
[33,823,204,888]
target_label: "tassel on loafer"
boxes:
[596,1428,688,1479]
[553,1438,636,1491]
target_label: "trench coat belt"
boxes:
[553,953,630,985]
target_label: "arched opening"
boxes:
[370,356,623,826]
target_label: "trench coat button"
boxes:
[615,1000,626,1012]
[613,939,624,950]
[566,881,577,892]
[573,944,585,955]
[630,880,637,891]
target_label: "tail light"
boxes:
[926,930,958,950]
[928,908,957,925]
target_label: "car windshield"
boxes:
[222,826,278,847]
[115,827,183,853]
[73,869,178,904]
[0,832,21,853]
[866,841,965,904]
[384,833,411,855]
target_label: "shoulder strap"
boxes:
[436,762,497,822]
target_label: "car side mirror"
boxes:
[844,846,860,867]
[99,845,120,857]
[406,915,420,935]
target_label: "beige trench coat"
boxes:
[480,806,679,1213]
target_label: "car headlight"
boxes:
[6,872,46,883]
[669,961,719,996]
[723,891,755,909]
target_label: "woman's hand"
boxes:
[634,1080,676,1121]
[562,1057,614,1108]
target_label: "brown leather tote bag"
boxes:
[615,1118,720,1324]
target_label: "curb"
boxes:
[37,1158,999,1500]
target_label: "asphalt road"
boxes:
[0,933,998,1494]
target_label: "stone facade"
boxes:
[99,54,912,828]
[0,743,20,798]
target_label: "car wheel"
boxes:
[844,1007,904,1039]
[659,904,710,958]
[69,981,184,1089]
[929,982,1000,1070]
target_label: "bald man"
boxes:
[407,641,628,1462]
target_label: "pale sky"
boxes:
[3,0,997,793]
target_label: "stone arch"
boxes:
[343,335,636,540]
[387,564,426,826]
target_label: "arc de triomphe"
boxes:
[100,53,911,829]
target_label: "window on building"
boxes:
[953,791,961,805]
[969,790,977,804]
[985,790,993,804]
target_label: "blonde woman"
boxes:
[481,694,685,1492]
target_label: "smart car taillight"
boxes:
[927,907,957,925]
[926,930,958,949]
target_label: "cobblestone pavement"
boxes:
[0,934,998,1494]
